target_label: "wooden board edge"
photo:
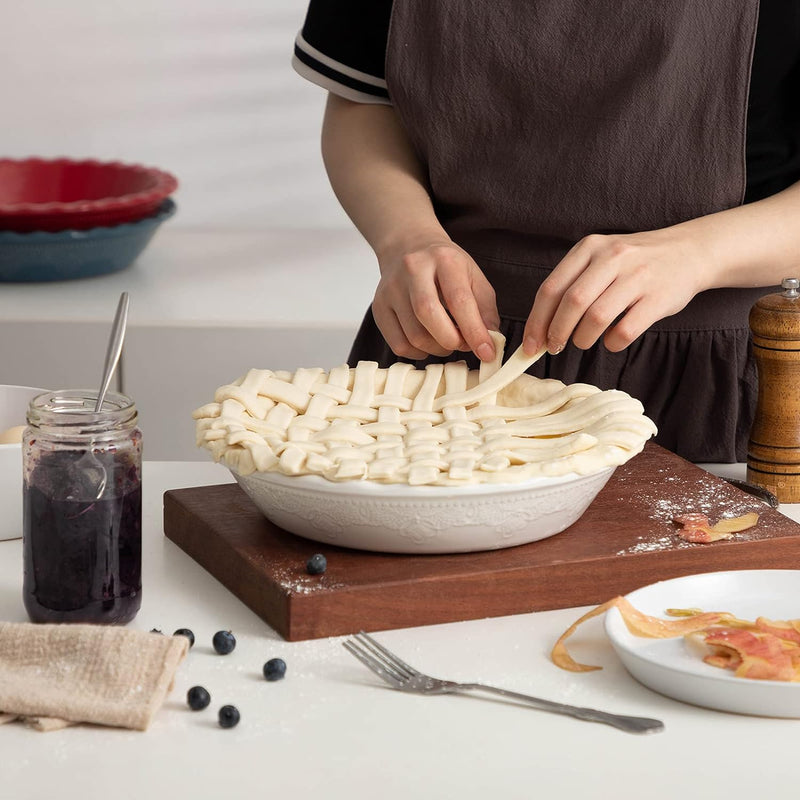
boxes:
[281,538,800,640]
[163,488,292,639]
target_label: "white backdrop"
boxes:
[0,0,350,231]
[0,1,382,459]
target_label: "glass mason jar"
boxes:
[22,389,142,624]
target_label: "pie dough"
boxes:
[193,332,657,486]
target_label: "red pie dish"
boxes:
[0,157,178,232]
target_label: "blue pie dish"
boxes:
[0,198,176,282]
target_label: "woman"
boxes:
[292,0,800,462]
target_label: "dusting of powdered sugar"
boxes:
[612,467,776,556]
[269,564,345,595]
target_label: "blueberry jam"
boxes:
[23,448,142,624]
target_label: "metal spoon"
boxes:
[95,292,129,412]
[76,292,129,499]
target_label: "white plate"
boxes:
[604,570,800,718]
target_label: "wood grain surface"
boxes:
[747,287,800,501]
[163,443,800,640]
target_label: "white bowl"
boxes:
[0,384,47,541]
[231,465,615,554]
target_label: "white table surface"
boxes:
[1,460,798,800]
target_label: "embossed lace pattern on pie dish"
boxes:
[193,333,657,486]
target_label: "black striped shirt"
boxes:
[293,0,391,104]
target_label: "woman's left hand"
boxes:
[522,227,710,355]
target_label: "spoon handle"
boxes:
[95,292,130,412]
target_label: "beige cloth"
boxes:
[0,622,189,731]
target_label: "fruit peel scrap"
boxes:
[672,511,759,544]
[551,597,800,682]
[686,626,800,681]
[550,596,730,672]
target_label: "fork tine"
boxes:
[342,640,404,687]
[348,638,408,682]
[355,631,419,679]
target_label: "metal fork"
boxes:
[343,631,664,735]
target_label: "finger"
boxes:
[565,270,643,350]
[447,324,470,354]
[437,267,498,362]
[375,264,455,357]
[408,274,466,354]
[473,273,501,336]
[602,298,661,352]
[373,306,431,361]
[547,260,622,354]
[397,298,455,358]
[522,240,595,355]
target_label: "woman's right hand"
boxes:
[321,94,499,361]
[373,237,500,361]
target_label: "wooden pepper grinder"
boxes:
[747,277,800,501]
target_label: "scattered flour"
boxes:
[612,467,775,556]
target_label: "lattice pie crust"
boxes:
[193,333,657,486]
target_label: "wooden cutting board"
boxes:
[163,443,800,640]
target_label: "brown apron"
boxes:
[348,0,770,462]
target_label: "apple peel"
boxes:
[552,598,800,682]
[672,511,759,543]
[550,596,731,672]
[686,627,800,681]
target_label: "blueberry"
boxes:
[187,686,211,711]
[263,657,287,681]
[218,704,240,728]
[212,630,236,655]
[306,553,327,575]
[173,628,195,647]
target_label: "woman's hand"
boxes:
[522,227,709,355]
[321,94,499,362]
[522,177,800,356]
[374,238,500,361]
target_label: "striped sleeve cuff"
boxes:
[293,32,391,105]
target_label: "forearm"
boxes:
[680,179,800,289]
[321,93,448,261]
[321,93,498,361]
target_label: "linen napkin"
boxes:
[0,621,189,731]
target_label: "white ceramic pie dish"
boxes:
[231,463,616,554]
[199,337,655,553]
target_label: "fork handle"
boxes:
[457,683,664,734]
